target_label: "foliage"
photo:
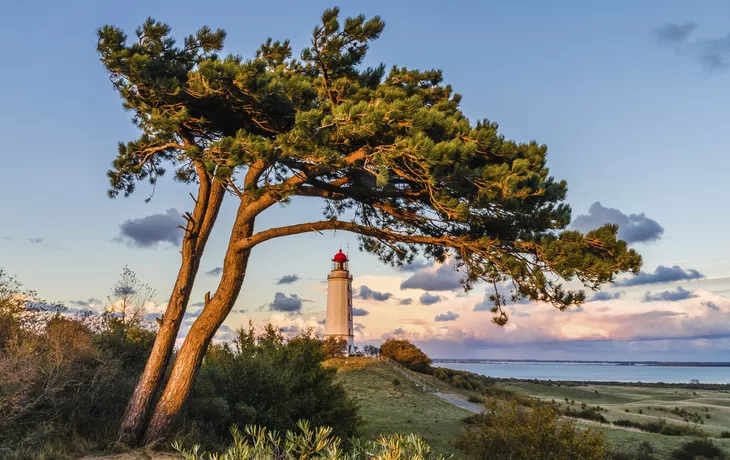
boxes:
[173,420,451,459]
[186,324,359,443]
[322,336,348,358]
[562,405,608,423]
[612,419,707,437]
[454,400,607,460]
[380,338,432,373]
[670,439,726,460]
[0,271,156,459]
[362,345,380,357]
[433,366,496,392]
[106,265,156,327]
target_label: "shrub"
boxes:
[670,439,725,460]
[563,406,608,423]
[186,323,359,444]
[380,338,433,373]
[612,419,707,437]
[720,431,730,438]
[393,378,401,387]
[454,400,606,459]
[467,395,484,404]
[173,420,450,459]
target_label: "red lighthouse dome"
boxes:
[333,249,348,262]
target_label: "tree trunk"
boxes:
[142,216,255,445]
[117,176,225,446]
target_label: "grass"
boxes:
[327,358,471,458]
[498,380,730,456]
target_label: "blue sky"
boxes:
[1,0,729,360]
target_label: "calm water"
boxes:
[438,362,730,384]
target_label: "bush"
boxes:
[173,420,449,459]
[433,367,497,393]
[563,406,608,423]
[720,431,730,438]
[612,419,706,437]
[670,439,725,460]
[454,400,606,459]
[0,312,155,458]
[380,338,433,373]
[467,395,484,404]
[186,323,359,444]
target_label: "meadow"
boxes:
[500,380,730,457]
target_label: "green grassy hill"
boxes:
[499,380,730,458]
[327,358,470,457]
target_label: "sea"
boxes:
[436,361,730,384]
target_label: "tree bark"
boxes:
[142,214,255,445]
[117,173,225,446]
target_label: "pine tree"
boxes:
[99,8,642,445]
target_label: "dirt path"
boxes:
[433,392,485,413]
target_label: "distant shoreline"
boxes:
[432,359,730,367]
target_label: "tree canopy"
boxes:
[97,7,642,443]
[98,8,641,326]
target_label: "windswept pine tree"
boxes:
[98,8,642,444]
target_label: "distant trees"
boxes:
[106,266,156,328]
[454,400,607,460]
[362,345,380,357]
[380,338,433,374]
[321,336,348,358]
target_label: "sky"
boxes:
[1,0,729,361]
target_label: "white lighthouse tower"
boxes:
[325,249,354,355]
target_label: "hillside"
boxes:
[326,357,471,457]
[500,380,730,458]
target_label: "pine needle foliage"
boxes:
[98,7,641,325]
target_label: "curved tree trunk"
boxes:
[142,217,255,445]
[117,175,225,446]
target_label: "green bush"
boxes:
[670,439,725,460]
[720,431,730,438]
[454,400,606,459]
[173,420,450,459]
[563,406,608,423]
[612,419,706,437]
[186,323,359,444]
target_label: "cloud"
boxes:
[702,301,720,311]
[1,236,11,241]
[205,267,223,276]
[277,274,300,285]
[269,292,305,312]
[435,311,460,322]
[190,301,205,308]
[69,298,102,307]
[654,22,730,72]
[28,238,44,244]
[399,298,413,305]
[393,327,405,335]
[618,265,703,286]
[115,208,184,248]
[352,307,369,316]
[588,291,624,302]
[397,260,431,272]
[572,202,664,244]
[357,285,393,301]
[401,260,462,291]
[473,298,492,312]
[642,286,697,302]
[353,322,366,333]
[419,293,442,305]
[317,318,326,325]
[654,22,697,45]
[278,325,299,333]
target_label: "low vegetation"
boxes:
[454,400,607,459]
[173,420,450,459]
[380,338,433,373]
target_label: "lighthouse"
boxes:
[325,249,354,355]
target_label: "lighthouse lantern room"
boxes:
[325,249,354,356]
